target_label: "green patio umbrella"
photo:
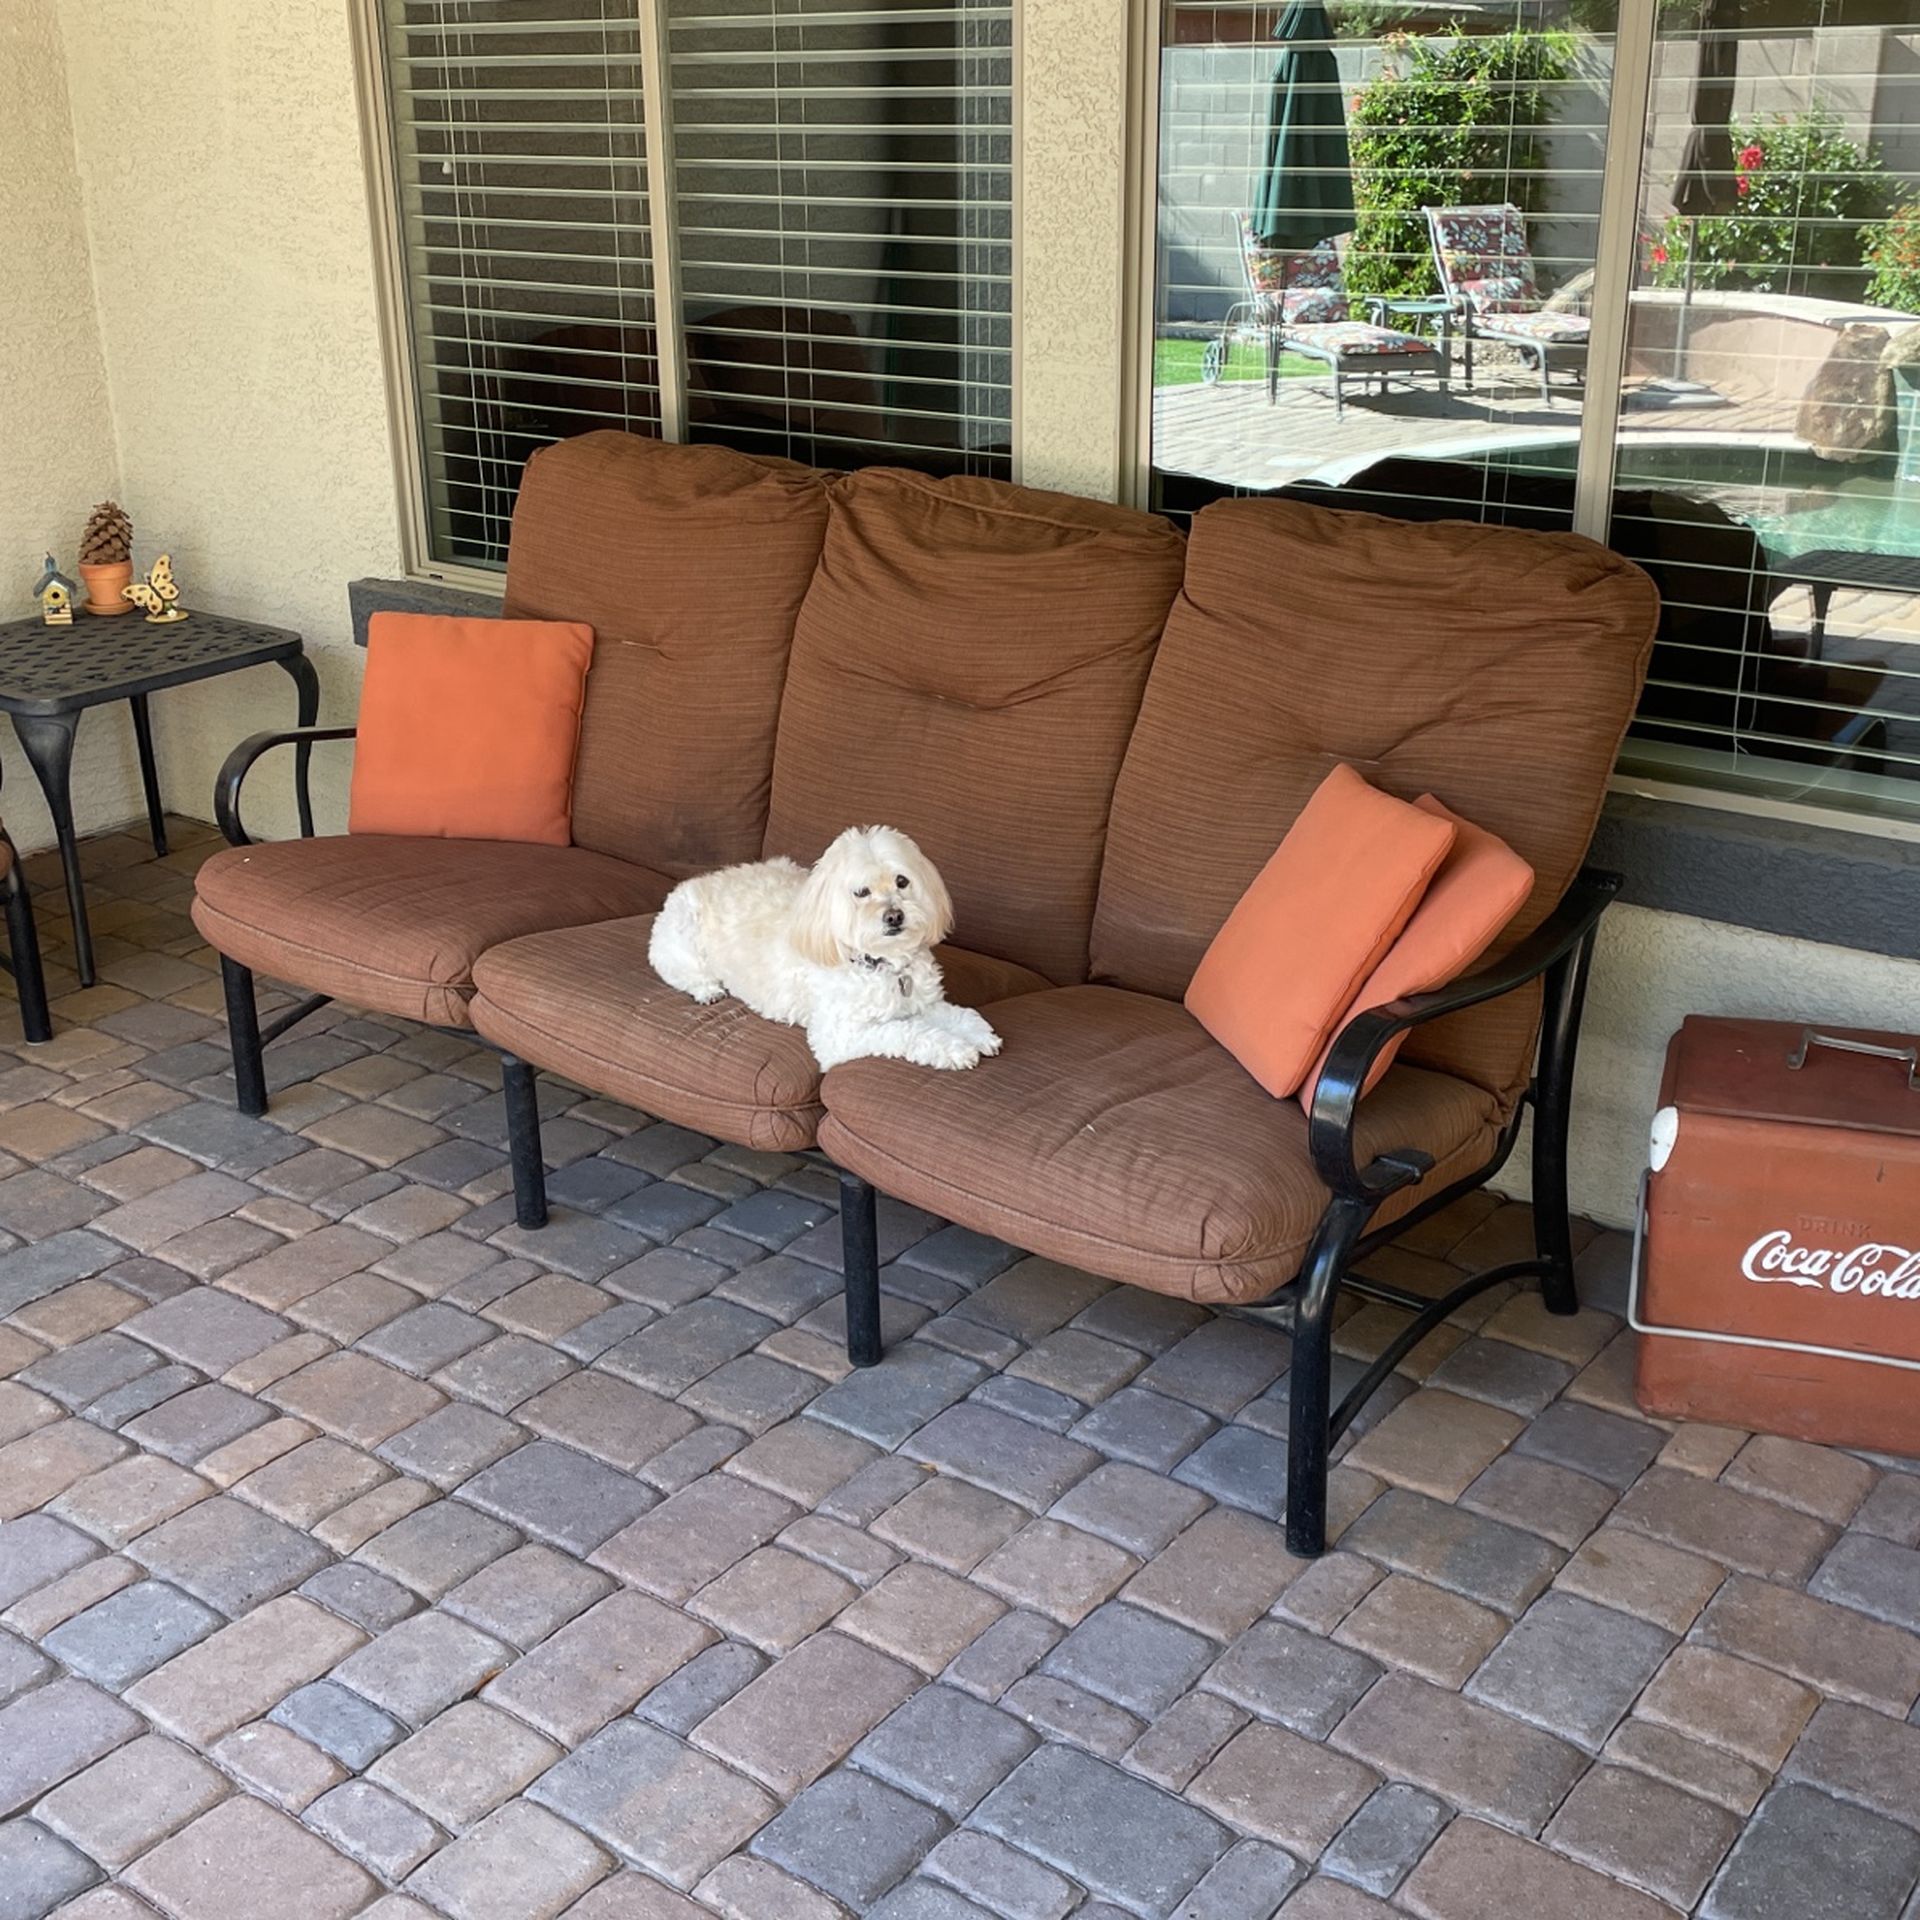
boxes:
[1670,0,1741,386]
[1673,0,1740,223]
[1251,0,1355,252]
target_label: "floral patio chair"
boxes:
[1425,203,1590,402]
[1238,214,1350,327]
[1220,213,1444,417]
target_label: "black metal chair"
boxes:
[1,823,52,1044]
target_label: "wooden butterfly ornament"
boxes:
[123,554,188,624]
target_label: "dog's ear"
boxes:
[916,848,955,947]
[789,851,846,968]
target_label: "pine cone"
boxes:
[79,501,132,566]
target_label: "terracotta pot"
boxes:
[79,561,133,615]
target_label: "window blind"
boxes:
[386,0,662,566]
[379,0,1015,571]
[668,0,1014,473]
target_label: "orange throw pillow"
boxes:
[1185,764,1457,1099]
[348,613,594,846]
[1300,794,1536,1110]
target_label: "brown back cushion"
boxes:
[765,470,1186,984]
[1091,496,1658,1101]
[503,431,829,876]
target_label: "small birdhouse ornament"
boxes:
[123,554,188,625]
[33,554,78,627]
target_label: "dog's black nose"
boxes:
[883,908,906,934]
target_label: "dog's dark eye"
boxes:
[853,887,870,899]
[895,875,910,889]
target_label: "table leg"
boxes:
[1808,583,1834,663]
[129,694,168,858]
[10,710,93,988]
[278,652,320,838]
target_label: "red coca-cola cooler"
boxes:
[1634,1015,1920,1457]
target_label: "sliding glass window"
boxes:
[1611,0,1920,825]
[376,0,1014,570]
[1148,0,1920,830]
[1152,0,1616,531]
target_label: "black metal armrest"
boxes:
[1307,868,1622,1201]
[215,727,356,847]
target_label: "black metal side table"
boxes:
[0,609,316,987]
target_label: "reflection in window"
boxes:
[1612,0,1920,825]
[1150,0,1920,827]
[1152,0,1616,527]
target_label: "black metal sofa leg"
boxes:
[1531,930,1599,1317]
[839,1169,883,1368]
[1286,1195,1374,1558]
[500,1053,549,1231]
[1286,1296,1336,1560]
[4,859,52,1045]
[221,957,268,1117]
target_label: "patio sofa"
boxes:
[193,430,1658,1553]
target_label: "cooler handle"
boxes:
[1628,1173,1920,1375]
[1786,1028,1919,1091]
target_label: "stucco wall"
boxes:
[1016,0,1132,499]
[1496,904,1920,1227]
[51,0,401,849]
[0,0,144,855]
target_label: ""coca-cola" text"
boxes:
[1741,1230,1920,1298]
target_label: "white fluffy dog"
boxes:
[648,825,1002,1071]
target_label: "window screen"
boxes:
[669,0,1014,471]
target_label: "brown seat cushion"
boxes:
[1090,496,1658,1107]
[765,469,1186,986]
[819,985,1502,1306]
[503,431,831,877]
[470,914,1050,1154]
[191,837,670,1029]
